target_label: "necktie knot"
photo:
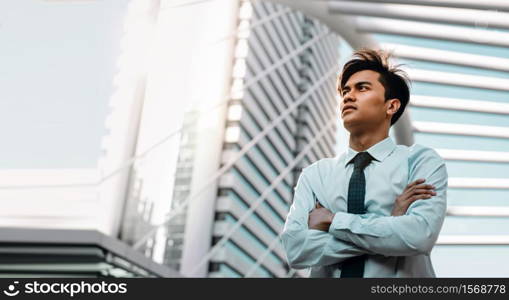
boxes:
[353,152,373,170]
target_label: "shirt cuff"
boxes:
[328,212,355,240]
[328,211,392,238]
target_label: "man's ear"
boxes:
[386,98,401,117]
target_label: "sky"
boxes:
[0,0,130,169]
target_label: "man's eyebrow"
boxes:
[354,81,372,87]
[340,81,372,91]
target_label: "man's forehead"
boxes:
[343,70,380,87]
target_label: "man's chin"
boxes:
[341,116,360,128]
[343,119,370,135]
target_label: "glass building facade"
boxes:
[159,1,340,277]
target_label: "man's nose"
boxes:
[342,93,355,104]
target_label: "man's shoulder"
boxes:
[310,156,341,169]
[301,157,341,177]
[401,143,445,169]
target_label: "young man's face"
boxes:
[339,69,393,132]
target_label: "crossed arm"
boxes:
[280,170,374,269]
[281,153,448,269]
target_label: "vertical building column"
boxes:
[292,16,315,188]
[164,110,199,271]
[178,0,242,277]
[100,0,161,238]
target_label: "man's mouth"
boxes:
[342,107,356,114]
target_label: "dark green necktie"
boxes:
[340,152,373,278]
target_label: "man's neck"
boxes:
[349,130,389,152]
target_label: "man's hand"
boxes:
[308,202,335,231]
[391,178,436,216]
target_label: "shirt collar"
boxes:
[343,136,396,168]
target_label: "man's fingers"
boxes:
[413,188,437,195]
[404,183,434,197]
[396,181,434,214]
[409,193,432,203]
[406,178,425,189]
[407,183,434,193]
[414,184,435,190]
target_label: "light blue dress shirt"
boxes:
[281,137,448,277]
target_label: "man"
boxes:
[281,49,448,277]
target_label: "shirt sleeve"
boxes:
[328,146,448,257]
[281,164,374,269]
